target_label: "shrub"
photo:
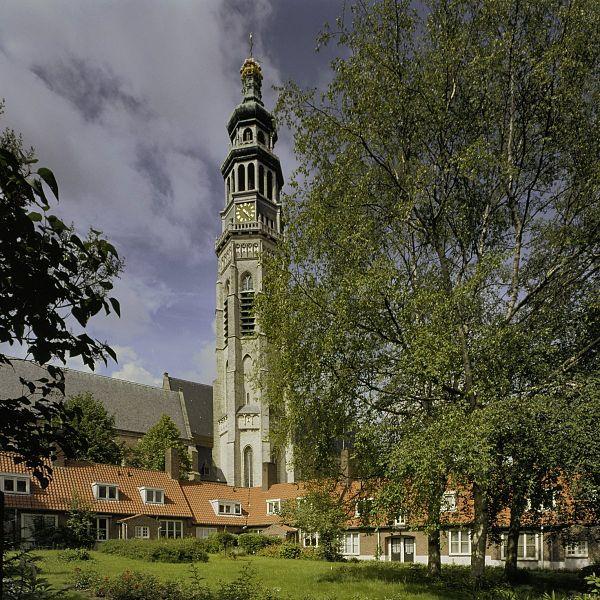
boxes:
[70,568,105,592]
[57,548,91,562]
[99,538,209,563]
[299,546,321,561]
[257,544,282,558]
[237,533,280,555]
[203,531,238,554]
[279,542,301,559]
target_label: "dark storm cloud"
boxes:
[0,0,337,385]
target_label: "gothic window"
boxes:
[226,177,230,199]
[243,355,253,405]
[240,273,255,336]
[257,130,266,145]
[238,164,245,191]
[243,128,253,142]
[258,165,265,195]
[243,446,254,487]
[247,163,255,190]
[266,170,273,200]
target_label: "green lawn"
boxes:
[35,551,580,599]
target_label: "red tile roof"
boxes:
[0,454,193,518]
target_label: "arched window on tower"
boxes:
[266,171,273,200]
[240,273,255,336]
[231,169,235,191]
[238,164,245,191]
[226,177,230,200]
[247,163,255,190]
[243,446,254,487]
[243,128,253,142]
[258,165,265,195]
[257,130,265,145]
[243,355,253,405]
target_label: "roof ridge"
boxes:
[4,357,172,393]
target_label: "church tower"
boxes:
[213,55,292,487]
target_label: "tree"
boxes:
[65,492,95,549]
[259,0,599,583]
[0,103,122,486]
[62,393,123,465]
[279,484,347,561]
[131,414,191,478]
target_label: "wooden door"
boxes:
[390,537,402,561]
[403,536,415,562]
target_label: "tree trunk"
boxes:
[427,529,441,576]
[504,525,519,582]
[471,483,488,587]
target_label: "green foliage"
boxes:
[279,487,346,561]
[56,548,92,562]
[70,564,282,600]
[0,103,122,484]
[237,533,279,555]
[99,538,209,563]
[63,392,124,464]
[129,414,191,477]
[202,532,238,554]
[278,542,301,559]
[3,550,65,599]
[65,493,96,549]
[259,0,600,579]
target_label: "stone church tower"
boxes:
[213,56,293,487]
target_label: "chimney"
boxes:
[262,461,277,491]
[52,445,66,467]
[340,448,353,486]
[165,447,180,480]
[187,446,201,482]
[162,372,171,390]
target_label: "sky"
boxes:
[0,0,344,386]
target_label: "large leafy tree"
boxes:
[0,104,122,485]
[131,414,191,478]
[62,393,124,465]
[259,0,599,582]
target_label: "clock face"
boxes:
[235,202,255,223]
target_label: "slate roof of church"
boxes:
[0,359,208,442]
[164,375,213,439]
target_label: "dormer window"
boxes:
[211,500,242,516]
[266,499,281,515]
[139,487,164,505]
[441,491,457,512]
[1,474,30,495]
[92,483,119,501]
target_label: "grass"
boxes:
[34,550,583,599]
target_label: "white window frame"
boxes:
[197,527,217,539]
[159,520,183,539]
[211,500,242,516]
[565,540,588,558]
[441,491,457,512]
[20,513,58,545]
[92,482,119,501]
[96,516,110,541]
[302,532,319,547]
[393,514,407,527]
[355,497,374,518]
[340,532,360,556]
[501,532,539,561]
[135,525,150,539]
[1,474,31,495]
[139,487,165,505]
[448,529,471,556]
[266,499,281,515]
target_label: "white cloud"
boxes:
[109,345,161,386]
